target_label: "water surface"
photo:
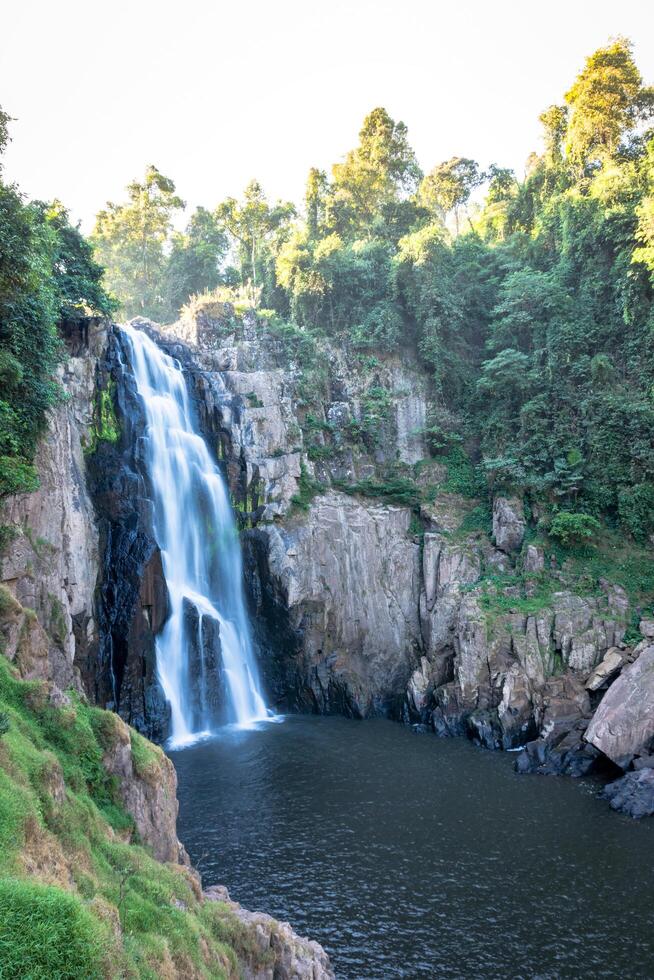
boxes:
[171,716,654,979]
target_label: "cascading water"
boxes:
[120,323,270,746]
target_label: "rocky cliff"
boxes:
[0,317,333,977]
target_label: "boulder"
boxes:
[585,647,625,691]
[640,619,654,639]
[585,643,654,767]
[602,769,654,819]
[523,544,545,573]
[492,496,526,554]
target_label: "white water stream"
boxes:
[121,324,270,746]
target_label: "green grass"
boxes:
[0,879,109,980]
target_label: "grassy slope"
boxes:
[0,632,265,980]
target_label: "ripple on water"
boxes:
[170,716,654,980]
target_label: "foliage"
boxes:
[0,109,115,498]
[419,157,485,232]
[166,206,229,315]
[333,475,422,508]
[564,37,654,171]
[91,165,185,321]
[548,511,601,545]
[215,180,294,305]
[290,463,324,512]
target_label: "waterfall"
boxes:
[120,323,270,746]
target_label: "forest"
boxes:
[2,37,654,540]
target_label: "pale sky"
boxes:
[1,0,653,231]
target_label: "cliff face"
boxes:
[0,320,105,693]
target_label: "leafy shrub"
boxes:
[333,475,422,508]
[617,483,654,541]
[549,511,601,546]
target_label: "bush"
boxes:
[0,879,108,979]
[549,511,601,546]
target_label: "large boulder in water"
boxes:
[602,769,654,819]
[585,643,654,768]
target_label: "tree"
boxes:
[564,37,654,171]
[0,106,115,495]
[91,165,184,320]
[419,157,485,233]
[166,207,228,315]
[38,200,117,320]
[331,107,421,234]
[0,106,11,166]
[305,168,329,239]
[215,180,294,301]
[539,105,568,166]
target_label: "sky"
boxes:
[1,0,653,231]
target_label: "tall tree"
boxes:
[331,108,421,234]
[539,105,568,165]
[91,165,184,320]
[166,207,228,315]
[419,157,485,233]
[304,168,329,239]
[215,180,294,300]
[564,37,654,171]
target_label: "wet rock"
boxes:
[585,643,654,768]
[492,496,526,554]
[88,326,169,740]
[602,769,654,819]
[515,728,601,777]
[182,599,226,727]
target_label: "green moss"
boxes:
[84,381,120,455]
[291,463,325,512]
[47,594,67,647]
[438,447,487,498]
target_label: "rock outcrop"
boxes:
[246,491,422,715]
[123,307,636,766]
[585,642,654,767]
[602,769,654,819]
[204,886,334,980]
[492,496,526,553]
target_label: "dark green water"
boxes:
[170,716,654,979]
